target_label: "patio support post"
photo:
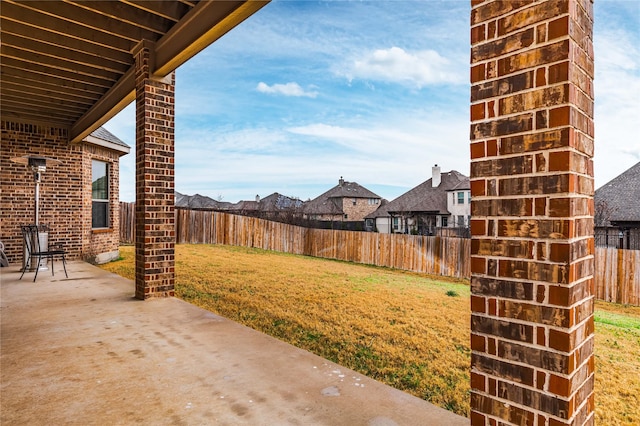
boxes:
[133,40,176,299]
[469,1,595,425]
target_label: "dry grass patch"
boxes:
[102,244,640,423]
[593,301,640,425]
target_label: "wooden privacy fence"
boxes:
[174,208,471,279]
[120,201,135,244]
[120,203,470,279]
[120,204,640,303]
[594,248,640,305]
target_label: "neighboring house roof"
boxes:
[83,127,130,155]
[254,193,304,212]
[449,179,471,191]
[232,200,260,211]
[381,170,469,215]
[595,161,640,224]
[175,191,303,214]
[303,178,381,216]
[228,193,303,213]
[365,199,392,219]
[175,191,233,210]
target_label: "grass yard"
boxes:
[101,244,640,424]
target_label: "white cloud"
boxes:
[177,126,290,155]
[168,106,470,203]
[102,103,136,202]
[256,82,318,98]
[341,47,464,88]
[593,26,640,187]
[287,110,469,187]
[106,0,639,202]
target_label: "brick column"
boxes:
[133,40,176,299]
[469,1,594,425]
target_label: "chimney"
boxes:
[255,194,260,202]
[432,164,441,187]
[339,176,344,186]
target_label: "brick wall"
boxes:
[1,120,124,264]
[133,41,176,299]
[469,0,595,425]
[343,198,380,221]
[81,144,121,263]
[1,121,83,261]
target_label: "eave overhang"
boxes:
[0,0,269,142]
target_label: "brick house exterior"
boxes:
[1,1,597,422]
[302,177,382,223]
[366,165,471,234]
[1,1,267,299]
[0,123,129,265]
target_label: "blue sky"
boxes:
[106,0,640,203]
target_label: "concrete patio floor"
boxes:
[1,261,468,426]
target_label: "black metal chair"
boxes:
[20,225,68,282]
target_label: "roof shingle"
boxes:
[367,170,469,218]
[303,179,381,215]
[595,162,640,223]
[90,127,130,149]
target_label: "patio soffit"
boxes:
[0,0,268,142]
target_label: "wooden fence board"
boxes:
[119,202,136,244]
[119,205,471,278]
[119,204,640,304]
[594,247,640,305]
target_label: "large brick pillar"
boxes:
[133,40,176,299]
[469,1,595,425]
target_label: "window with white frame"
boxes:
[393,217,399,230]
[368,198,379,205]
[442,216,448,227]
[92,160,109,228]
[457,192,465,204]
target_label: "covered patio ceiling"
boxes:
[0,0,268,142]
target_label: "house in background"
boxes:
[594,161,640,249]
[364,199,390,232]
[303,178,381,228]
[1,126,129,264]
[239,193,304,222]
[175,191,233,210]
[175,191,303,223]
[367,165,470,235]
